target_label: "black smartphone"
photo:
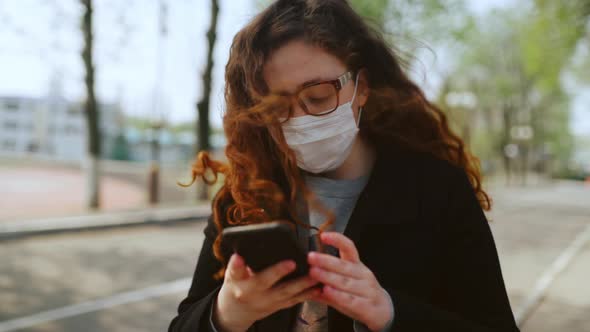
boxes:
[221,221,311,284]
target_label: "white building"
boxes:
[0,96,40,154]
[0,95,122,161]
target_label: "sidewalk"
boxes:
[0,204,211,240]
[0,161,203,223]
[484,179,590,330]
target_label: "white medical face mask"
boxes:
[281,73,362,174]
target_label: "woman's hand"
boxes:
[307,232,393,332]
[213,252,321,332]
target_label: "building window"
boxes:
[3,100,19,111]
[3,121,18,130]
[2,140,16,151]
[27,142,39,152]
[64,124,79,134]
[67,105,79,115]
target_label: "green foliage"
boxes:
[111,133,131,161]
[436,1,589,174]
[521,1,589,91]
[126,116,153,131]
[348,0,390,28]
[256,0,471,43]
[169,121,194,134]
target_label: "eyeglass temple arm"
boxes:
[337,71,354,89]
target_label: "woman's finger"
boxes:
[314,285,371,321]
[282,285,322,309]
[228,253,250,281]
[309,266,368,297]
[246,266,255,277]
[320,232,360,262]
[269,275,320,304]
[254,259,296,290]
[307,251,365,279]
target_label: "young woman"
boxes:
[169,0,520,331]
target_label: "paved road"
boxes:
[1,180,589,331]
[0,224,204,332]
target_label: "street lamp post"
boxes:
[148,121,163,204]
[509,125,534,185]
[148,0,167,205]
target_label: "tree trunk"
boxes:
[81,0,101,209]
[195,0,219,201]
[85,153,99,208]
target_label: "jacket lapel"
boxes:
[326,146,388,331]
[327,145,419,331]
[256,145,408,332]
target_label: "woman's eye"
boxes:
[305,95,333,105]
[308,97,328,103]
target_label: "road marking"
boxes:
[0,278,192,332]
[514,223,590,327]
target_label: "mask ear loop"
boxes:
[356,106,363,128]
[350,71,360,105]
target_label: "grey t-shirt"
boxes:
[292,173,371,332]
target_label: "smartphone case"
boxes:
[221,221,310,283]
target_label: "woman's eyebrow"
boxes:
[300,77,323,87]
[275,77,325,94]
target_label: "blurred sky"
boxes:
[0,0,588,135]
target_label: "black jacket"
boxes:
[169,146,520,332]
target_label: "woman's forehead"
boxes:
[262,40,346,94]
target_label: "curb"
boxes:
[0,205,211,241]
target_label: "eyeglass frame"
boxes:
[277,70,355,122]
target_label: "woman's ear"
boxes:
[356,68,370,107]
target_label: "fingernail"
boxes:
[284,261,295,270]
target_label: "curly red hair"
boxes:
[180,0,491,281]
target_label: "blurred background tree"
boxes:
[195,0,219,201]
[80,0,101,208]
[438,1,590,183]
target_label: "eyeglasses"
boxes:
[277,71,354,123]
